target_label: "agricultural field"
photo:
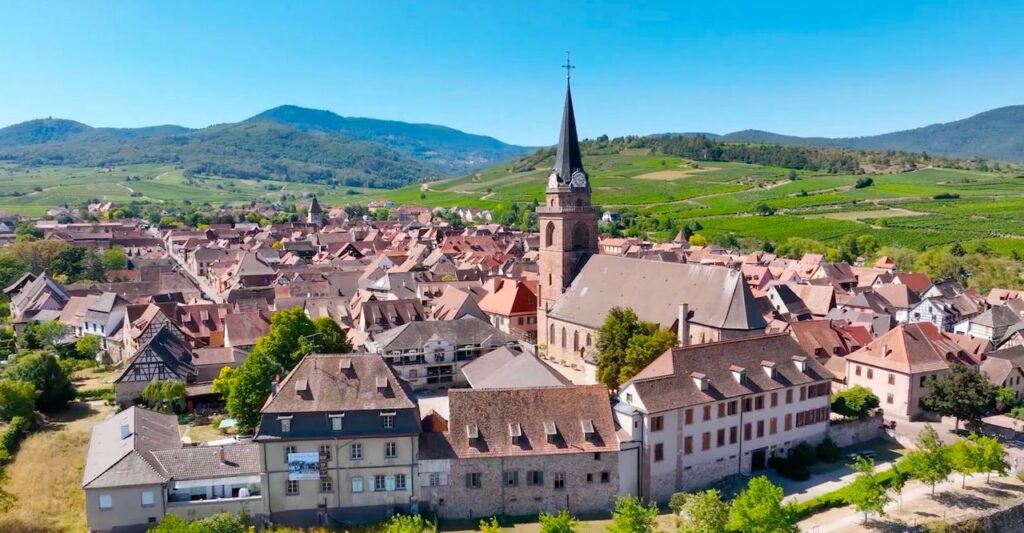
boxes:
[5,155,1024,257]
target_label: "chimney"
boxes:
[120,423,131,440]
[678,303,691,347]
[219,446,227,464]
[270,374,281,396]
[691,371,709,391]
[881,344,890,358]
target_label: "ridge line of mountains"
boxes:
[1,104,1022,189]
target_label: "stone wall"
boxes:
[826,413,883,448]
[920,496,1024,532]
[432,452,619,519]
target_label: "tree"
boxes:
[728,476,797,533]
[831,385,880,419]
[141,380,187,414]
[889,462,909,511]
[914,248,966,285]
[311,317,353,353]
[787,169,798,181]
[75,335,102,360]
[677,489,729,533]
[225,351,280,434]
[101,246,127,271]
[619,328,676,386]
[875,246,918,272]
[921,363,995,430]
[595,307,645,389]
[995,387,1018,412]
[971,434,1008,483]
[949,437,981,488]
[607,495,658,533]
[846,457,889,524]
[253,307,317,370]
[383,514,433,533]
[6,351,75,412]
[538,510,578,533]
[0,380,35,420]
[149,512,249,533]
[211,366,237,396]
[902,425,952,497]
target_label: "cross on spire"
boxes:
[562,50,574,81]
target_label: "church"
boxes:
[536,76,767,381]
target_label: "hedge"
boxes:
[794,467,899,519]
[0,416,29,464]
[76,386,115,402]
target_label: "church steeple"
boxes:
[548,53,588,191]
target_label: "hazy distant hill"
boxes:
[719,106,1024,162]
[0,106,531,187]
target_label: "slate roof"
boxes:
[462,346,571,389]
[151,443,261,480]
[426,385,617,459]
[549,255,765,331]
[972,305,1022,329]
[370,316,515,352]
[981,346,1024,386]
[624,334,829,413]
[114,326,196,384]
[550,80,588,189]
[81,407,181,488]
[260,354,417,414]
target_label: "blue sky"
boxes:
[1,1,1022,146]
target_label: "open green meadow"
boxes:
[6,156,1024,257]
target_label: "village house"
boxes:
[477,278,539,341]
[418,385,622,519]
[615,334,832,501]
[254,354,421,526]
[981,346,1024,402]
[952,305,1023,345]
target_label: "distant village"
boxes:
[3,83,1023,533]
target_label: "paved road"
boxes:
[161,240,224,304]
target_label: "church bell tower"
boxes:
[537,55,599,347]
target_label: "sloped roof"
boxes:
[624,334,828,413]
[478,279,537,316]
[972,305,1022,329]
[370,316,514,352]
[81,407,181,488]
[114,326,196,384]
[549,255,765,331]
[260,354,416,415]
[151,443,261,480]
[845,323,963,374]
[874,283,921,309]
[981,346,1024,386]
[462,347,571,389]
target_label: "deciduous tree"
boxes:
[607,495,658,533]
[678,489,729,533]
[0,380,35,420]
[902,425,952,497]
[538,509,578,533]
[831,385,880,419]
[847,457,889,524]
[6,350,75,412]
[728,476,797,533]
[921,363,994,430]
[311,317,353,353]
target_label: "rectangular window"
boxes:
[888,374,895,385]
[786,389,793,404]
[319,444,332,462]
[769,417,777,435]
[320,476,333,493]
[654,443,664,462]
[866,369,873,380]
[887,393,894,404]
[374,475,387,492]
[683,436,692,455]
[755,395,764,410]
[587,473,594,483]
[800,387,807,401]
[744,423,752,441]
[856,365,862,376]
[771,392,778,408]
[718,402,726,418]
[504,470,519,486]
[716,428,725,447]
[280,417,291,433]
[284,445,296,464]
[385,441,397,459]
[382,414,395,429]
[920,376,926,387]
[651,415,664,432]
[395,474,407,490]
[702,432,711,451]
[330,414,343,431]
[351,477,363,493]
[428,473,441,487]
[286,480,299,496]
[601,471,611,483]
[742,398,752,412]
[351,443,363,460]
[785,414,792,431]
[728,401,738,416]
[141,491,154,507]
[554,473,566,490]
[703,405,711,421]
[684,409,693,425]
[756,420,764,438]
[729,426,737,444]
[527,470,544,486]
[99,494,112,510]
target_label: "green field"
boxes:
[6,157,1024,257]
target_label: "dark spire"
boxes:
[309,195,322,214]
[550,55,587,190]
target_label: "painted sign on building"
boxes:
[287,452,320,481]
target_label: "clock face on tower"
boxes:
[570,169,587,188]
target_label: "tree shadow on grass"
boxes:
[864,516,910,532]
[33,402,101,433]
[968,484,1015,500]
[934,490,999,511]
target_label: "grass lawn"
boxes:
[181,420,230,444]
[438,510,678,533]
[0,401,114,533]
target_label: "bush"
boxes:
[0,416,29,463]
[76,386,114,402]
[669,491,689,514]
[816,438,841,462]
[832,385,880,419]
[383,514,434,533]
[6,351,76,413]
[791,442,817,465]
[933,193,960,200]
[854,177,874,189]
[769,454,810,481]
[538,509,578,533]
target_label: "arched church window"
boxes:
[544,222,555,248]
[561,327,567,349]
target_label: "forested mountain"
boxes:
[718,106,1024,162]
[0,106,530,187]
[249,105,530,173]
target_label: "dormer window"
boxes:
[730,365,747,385]
[692,372,709,391]
[278,415,293,433]
[376,377,389,391]
[544,420,558,444]
[581,419,596,440]
[329,413,344,431]
[339,359,352,371]
[295,379,308,394]
[467,424,480,440]
[761,361,777,379]
[793,356,809,373]
[509,422,523,444]
[381,412,395,429]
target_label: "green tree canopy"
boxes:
[677,489,729,533]
[0,380,36,420]
[538,510,578,533]
[225,351,280,434]
[728,476,798,533]
[921,363,995,430]
[311,317,353,353]
[75,335,102,360]
[831,385,880,419]
[846,457,889,524]
[606,495,658,533]
[596,307,676,389]
[971,434,1008,483]
[902,425,952,497]
[6,350,75,412]
[141,380,187,414]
